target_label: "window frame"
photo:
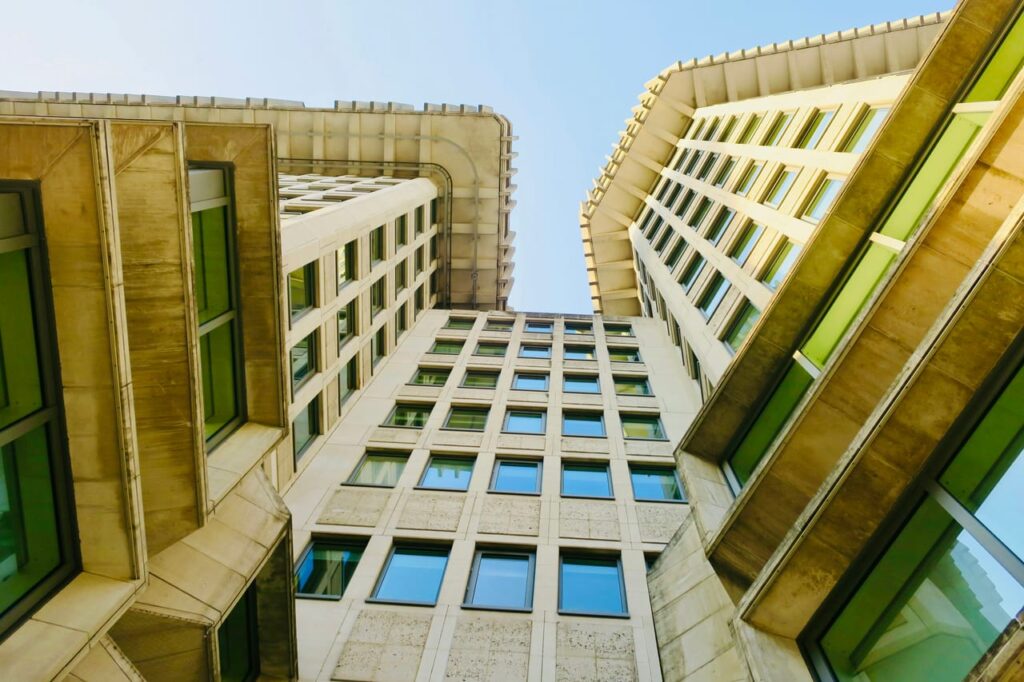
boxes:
[558,554,629,618]
[474,342,508,357]
[463,548,536,612]
[292,395,321,463]
[512,372,549,391]
[524,320,553,334]
[442,406,489,432]
[409,367,451,387]
[290,330,319,394]
[620,413,668,441]
[461,370,500,389]
[502,409,547,435]
[562,411,607,438]
[345,450,409,488]
[288,262,317,323]
[430,339,465,355]
[336,240,357,293]
[629,465,687,503]
[383,403,432,429]
[368,545,450,607]
[560,462,614,499]
[608,347,642,363]
[519,344,552,359]
[417,455,476,491]
[489,459,543,495]
[294,537,366,600]
[564,345,596,361]
[613,376,653,396]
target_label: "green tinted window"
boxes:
[841,107,890,154]
[296,540,363,599]
[463,371,500,388]
[218,585,259,682]
[290,332,317,391]
[735,162,763,196]
[411,368,449,386]
[762,169,797,208]
[679,255,706,291]
[444,407,488,431]
[621,415,666,440]
[795,110,834,149]
[802,177,844,224]
[349,452,407,486]
[729,223,765,265]
[761,242,802,291]
[431,340,464,355]
[723,302,761,352]
[193,207,232,325]
[475,343,507,357]
[289,263,315,320]
[614,377,652,396]
[293,397,319,462]
[964,11,1024,102]
[386,404,431,428]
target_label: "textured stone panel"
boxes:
[559,500,620,540]
[318,487,391,527]
[559,437,610,454]
[396,491,466,531]
[369,427,421,445]
[478,496,541,536]
[555,621,637,682]
[444,617,532,680]
[636,504,689,543]
[333,610,432,681]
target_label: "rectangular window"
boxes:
[737,113,764,144]
[395,214,408,247]
[559,555,627,616]
[371,326,387,367]
[370,225,385,264]
[410,367,450,386]
[795,109,834,149]
[490,460,541,494]
[371,546,449,605]
[337,300,356,350]
[444,407,489,431]
[289,262,316,321]
[604,324,633,337]
[395,260,407,292]
[295,539,364,599]
[564,322,593,335]
[561,463,612,498]
[564,375,600,393]
[683,151,704,176]
[697,274,729,318]
[653,229,673,254]
[485,318,514,332]
[415,247,424,275]
[562,412,606,438]
[608,347,641,363]
[762,168,797,208]
[414,286,424,314]
[564,345,596,361]
[705,208,735,245]
[218,583,259,681]
[678,255,706,291]
[370,277,385,317]
[802,177,844,224]
[291,331,318,392]
[395,304,408,337]
[723,302,761,352]
[734,162,763,197]
[713,157,736,188]
[419,456,475,491]
[465,550,535,610]
[503,410,546,434]
[761,241,802,291]
[462,371,500,389]
[674,189,697,218]
[718,116,737,141]
[415,205,425,234]
[337,240,357,292]
[630,466,685,502]
[429,235,438,262]
[841,106,890,153]
[665,241,685,269]
[621,414,666,440]
[339,356,359,404]
[431,339,464,355]
[525,320,553,333]
[293,396,320,463]
[688,198,713,229]
[729,222,765,265]
[385,403,431,428]
[348,451,408,487]
[512,373,549,391]
[445,316,475,330]
[762,111,793,145]
[519,344,551,359]
[474,342,507,357]
[614,376,652,396]
[696,153,719,181]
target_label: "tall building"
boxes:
[1,0,1024,679]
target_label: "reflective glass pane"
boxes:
[200,322,240,440]
[291,332,316,390]
[421,457,474,490]
[463,372,499,389]
[631,467,684,501]
[519,345,550,359]
[504,411,545,434]
[445,409,488,431]
[763,170,797,207]
[476,344,507,356]
[562,464,611,497]
[349,453,407,487]
[513,374,548,391]
[0,250,43,430]
[374,548,449,604]
[563,414,605,437]
[803,178,844,224]
[842,107,890,154]
[622,416,665,440]
[289,264,314,319]
[387,405,430,428]
[492,461,540,493]
[729,223,765,264]
[560,557,626,615]
[412,368,449,386]
[564,346,595,360]
[295,542,362,597]
[762,242,802,291]
[724,303,761,352]
[796,110,835,149]
[609,348,640,362]
[192,207,232,325]
[469,554,531,609]
[445,317,475,330]
[293,397,318,461]
[564,376,599,393]
[218,587,257,682]
[614,377,651,396]
[431,341,463,354]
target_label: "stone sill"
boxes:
[207,422,285,507]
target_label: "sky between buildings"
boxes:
[3,0,948,313]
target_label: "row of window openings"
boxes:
[411,366,652,395]
[296,541,635,616]
[429,339,642,362]
[384,403,667,440]
[346,451,685,501]
[444,317,633,337]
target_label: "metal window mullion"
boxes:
[197,309,237,337]
[0,233,37,254]
[0,407,56,448]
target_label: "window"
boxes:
[429,235,438,262]
[705,208,735,245]
[697,274,729,318]
[734,162,763,197]
[414,286,424,314]
[729,222,765,265]
[563,412,606,438]
[0,184,77,634]
[665,241,685,269]
[289,262,316,321]
[761,241,802,291]
[696,153,719,181]
[431,339,464,355]
[678,255,706,291]
[503,410,546,434]
[688,198,713,228]
[564,375,600,393]
[293,396,320,462]
[485,318,513,331]
[370,277,385,317]
[429,199,438,226]
[608,347,641,363]
[525,320,553,333]
[337,240,357,291]
[291,331,318,392]
[410,367,450,386]
[415,247,424,275]
[339,356,358,404]
[371,326,386,367]
[559,555,627,616]
[762,111,793,145]
[604,324,633,337]
[445,316,475,330]
[564,345,595,361]
[464,550,535,610]
[630,466,685,502]
[218,584,259,681]
[490,460,542,494]
[841,106,890,154]
[802,177,844,224]
[519,344,551,359]
[621,414,667,440]
[474,342,507,357]
[370,225,385,264]
[337,300,356,350]
[674,189,697,217]
[395,214,408,247]
[653,229,672,254]
[562,463,612,498]
[723,302,761,352]
[795,109,835,149]
[385,403,431,428]
[614,376,652,396]
[395,304,408,337]
[462,371,499,389]
[348,451,407,487]
[513,373,549,391]
[737,113,764,144]
[295,539,364,598]
[444,407,488,431]
[415,205,425,235]
[371,546,449,605]
[762,168,797,208]
[683,152,704,176]
[713,157,737,187]
[419,456,475,491]
[565,322,592,335]
[394,260,407,292]
[718,116,737,141]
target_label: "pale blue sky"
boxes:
[2,0,947,312]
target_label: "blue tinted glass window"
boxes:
[519,345,551,359]
[491,460,541,494]
[466,552,533,609]
[563,413,605,437]
[513,373,549,390]
[560,557,626,615]
[373,547,449,604]
[562,463,612,498]
[504,411,546,434]
[296,541,363,598]
[419,457,474,490]
[564,375,600,393]
[630,467,685,501]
